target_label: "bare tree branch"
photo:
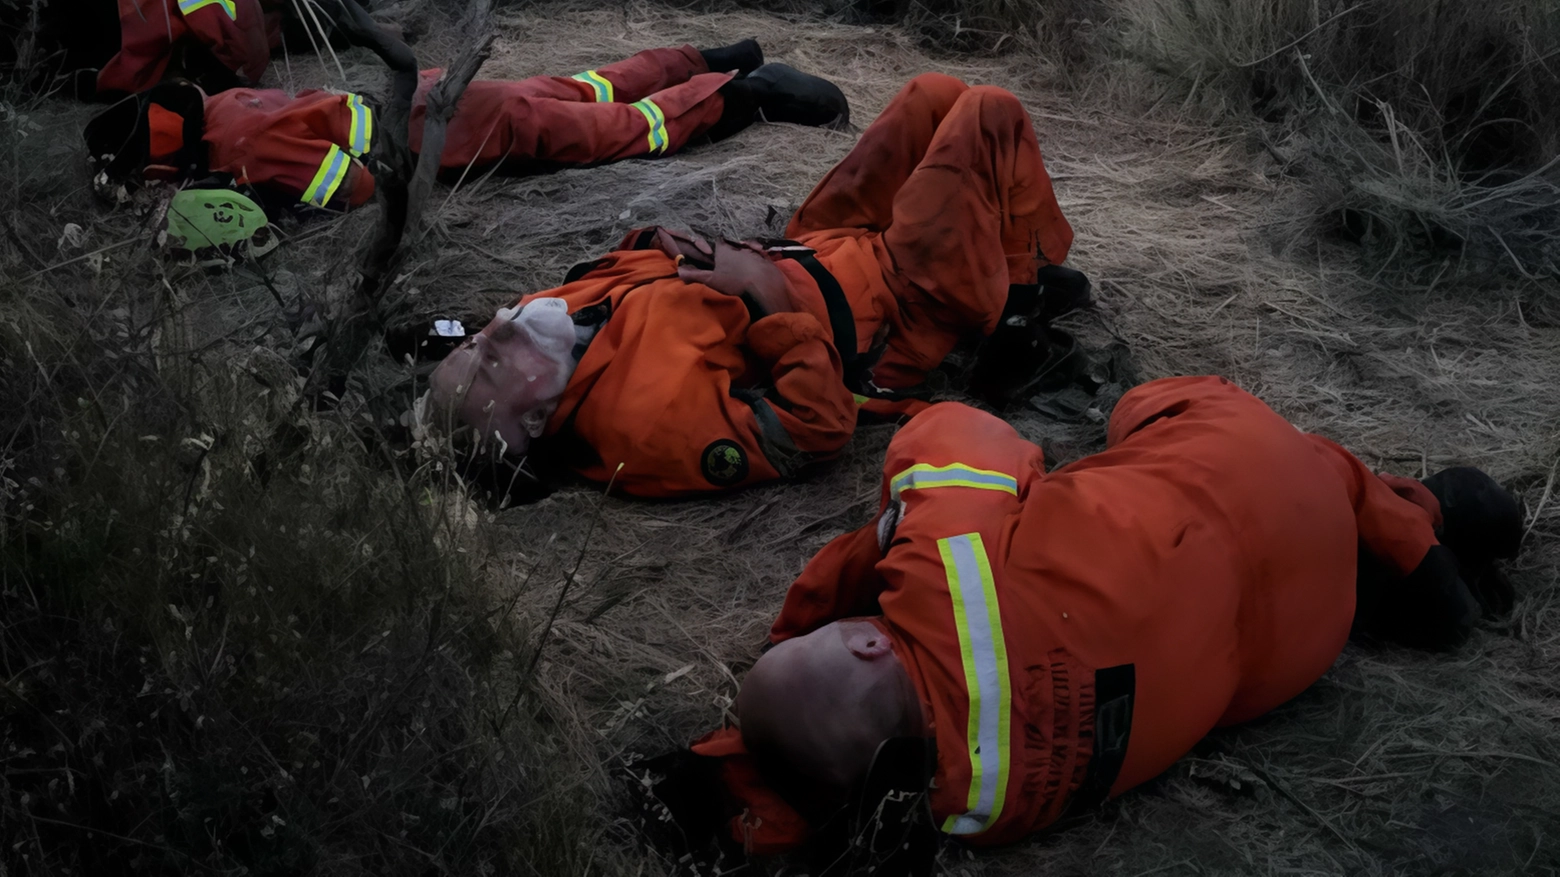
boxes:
[402,0,495,247]
[305,0,493,390]
[318,0,420,302]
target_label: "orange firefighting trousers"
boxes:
[409,45,733,172]
[694,377,1445,850]
[196,46,733,210]
[790,72,1074,389]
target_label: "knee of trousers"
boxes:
[959,84,1031,127]
[899,72,970,115]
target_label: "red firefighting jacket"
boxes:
[695,376,1445,850]
[518,229,900,497]
[98,0,270,97]
[200,86,378,209]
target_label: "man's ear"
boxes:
[842,621,892,659]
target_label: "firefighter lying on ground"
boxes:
[425,73,1091,498]
[83,40,847,213]
[640,376,1522,873]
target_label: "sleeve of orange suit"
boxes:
[181,0,271,85]
[1309,435,1440,575]
[771,523,886,643]
[225,93,375,209]
[743,311,859,457]
[238,131,374,209]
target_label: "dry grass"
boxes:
[1117,0,1560,277]
[4,0,1560,874]
[355,4,1560,873]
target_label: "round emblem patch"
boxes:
[700,439,749,487]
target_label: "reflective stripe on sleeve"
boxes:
[937,532,1013,836]
[630,98,669,155]
[890,463,1018,500]
[346,93,374,157]
[301,144,349,208]
[179,0,238,19]
[570,70,615,102]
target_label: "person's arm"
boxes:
[740,310,859,460]
[180,0,271,85]
[209,95,376,208]
[770,522,887,642]
[1309,435,1440,576]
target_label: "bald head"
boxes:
[737,619,924,816]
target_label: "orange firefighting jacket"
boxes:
[519,229,900,497]
[98,0,270,97]
[695,376,1445,850]
[201,86,378,209]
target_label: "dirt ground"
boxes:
[27,1,1560,873]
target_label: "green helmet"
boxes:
[163,189,279,265]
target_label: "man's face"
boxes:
[429,309,572,455]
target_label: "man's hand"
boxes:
[677,239,795,317]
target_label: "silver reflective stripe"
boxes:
[937,532,1012,836]
[890,463,1018,500]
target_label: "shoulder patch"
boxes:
[700,439,749,487]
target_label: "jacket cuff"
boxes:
[746,312,829,363]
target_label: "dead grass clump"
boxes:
[1117,0,1560,277]
[0,71,602,877]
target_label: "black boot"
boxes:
[745,63,850,129]
[708,77,763,142]
[1355,545,1481,650]
[969,319,1081,407]
[1423,466,1522,617]
[699,38,764,76]
[1036,264,1092,322]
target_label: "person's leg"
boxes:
[511,42,760,105]
[426,71,736,172]
[865,84,1074,387]
[786,73,968,237]
[514,45,710,103]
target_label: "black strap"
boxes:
[1069,663,1135,813]
[789,252,857,374]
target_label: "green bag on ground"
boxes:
[164,189,279,265]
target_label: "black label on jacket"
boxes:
[700,439,749,487]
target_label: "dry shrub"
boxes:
[1118,0,1560,277]
[0,67,599,877]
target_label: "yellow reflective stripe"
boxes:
[852,393,870,405]
[179,0,237,19]
[346,93,373,157]
[570,70,614,102]
[301,144,349,208]
[630,98,669,155]
[937,532,1012,836]
[890,463,1018,500]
